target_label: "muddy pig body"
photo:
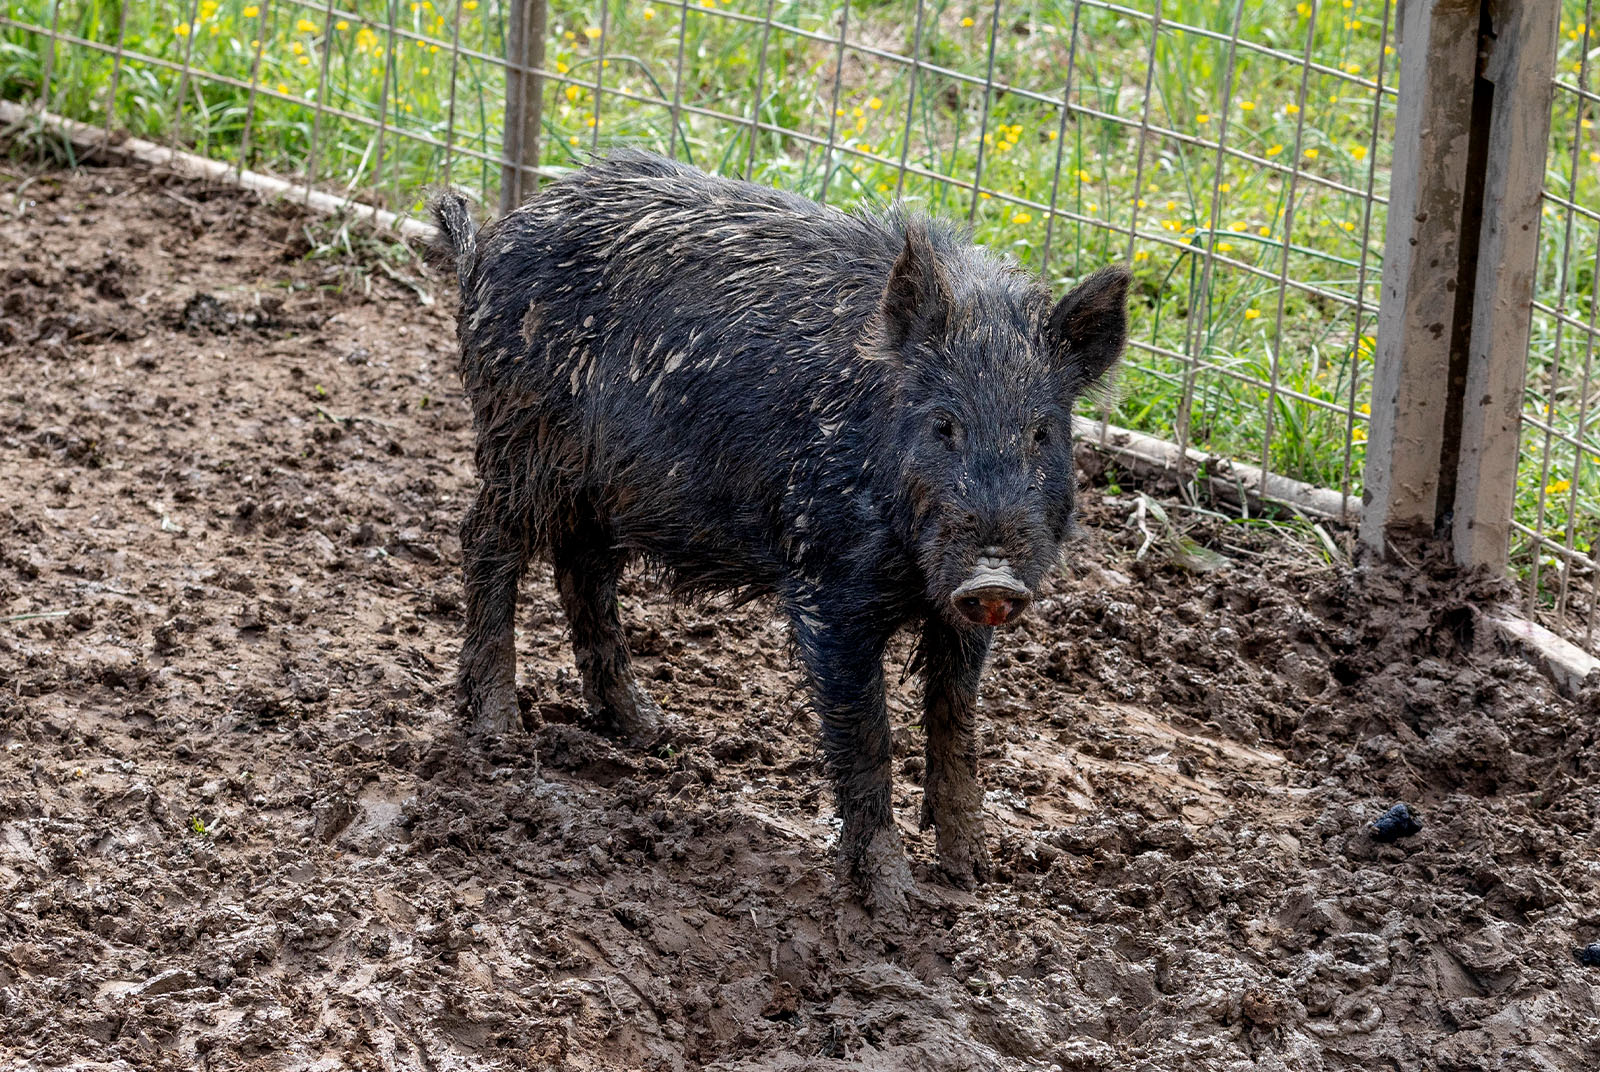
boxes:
[430,150,1129,914]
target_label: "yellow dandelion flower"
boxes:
[565,85,581,102]
[556,61,569,73]
[276,81,288,94]
[1304,147,1319,160]
[1076,169,1091,181]
[296,18,317,33]
[1013,212,1032,224]
[997,140,1013,152]
[291,41,304,55]
[1218,182,1231,193]
[643,6,656,17]
[336,20,349,31]
[569,135,581,145]
[297,55,310,65]
[1087,203,1097,212]
[1136,198,1147,208]
[356,27,377,51]
[586,116,596,127]
[979,191,991,199]
[1239,100,1255,111]
[1196,113,1211,123]
[1046,130,1057,141]
[1351,427,1367,443]
[868,96,883,110]
[852,106,864,118]
[1265,143,1284,156]
[1590,152,1600,164]
[1258,226,1271,236]
[1166,200,1177,212]
[430,44,439,53]
[564,30,576,40]
[877,182,891,193]
[420,66,430,75]
[1351,144,1368,161]
[1217,242,1233,252]
[1296,2,1311,15]
[1133,249,1150,262]
[1244,308,1261,320]
[1341,221,1356,232]
[961,17,975,27]
[199,0,218,19]
[1184,226,1197,235]
[1546,479,1572,495]
[242,4,259,16]
[1284,103,1300,115]
[1344,63,1360,74]
[1359,402,1371,415]
[174,22,190,36]
[250,38,260,48]
[1229,221,1248,232]
[1384,45,1394,55]
[464,0,478,8]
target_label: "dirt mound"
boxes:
[1,163,1597,1071]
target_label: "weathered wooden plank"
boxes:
[1360,0,1482,552]
[499,0,548,213]
[1452,0,1561,569]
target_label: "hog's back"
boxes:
[457,151,905,587]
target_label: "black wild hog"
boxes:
[430,150,1129,914]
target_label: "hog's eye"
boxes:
[1032,424,1050,447]
[934,417,956,443]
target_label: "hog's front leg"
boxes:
[789,609,913,919]
[919,620,994,888]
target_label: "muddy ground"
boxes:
[1,161,1598,1072]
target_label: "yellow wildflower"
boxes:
[868,96,882,110]
[1284,103,1300,115]
[174,22,190,36]
[420,66,430,75]
[1217,242,1233,252]
[1258,226,1271,236]
[1546,479,1572,495]
[1196,113,1211,124]
[1013,212,1032,224]
[643,6,655,16]
[565,84,581,102]
[464,0,478,8]
[1229,221,1248,232]
[1244,308,1261,320]
[1341,221,1356,232]
[243,4,259,15]
[1239,100,1255,111]
[1133,249,1150,262]
[1359,402,1371,415]
[1351,427,1368,443]
[296,18,317,33]
[1351,144,1368,161]
[336,20,349,31]
[291,41,304,55]
[297,55,310,66]
[961,17,975,27]
[1304,147,1319,160]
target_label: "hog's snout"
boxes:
[951,550,1032,627]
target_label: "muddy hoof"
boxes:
[936,831,993,890]
[614,684,664,749]
[850,826,916,925]
[460,684,525,736]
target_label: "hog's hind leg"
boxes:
[458,482,531,735]
[551,533,663,748]
[918,620,994,888]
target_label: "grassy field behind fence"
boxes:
[2,0,1598,619]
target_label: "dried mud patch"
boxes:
[1,162,1598,1071]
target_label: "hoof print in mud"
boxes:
[1369,802,1423,844]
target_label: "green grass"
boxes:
[2,0,1597,624]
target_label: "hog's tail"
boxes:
[427,189,478,297]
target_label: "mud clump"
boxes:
[1,163,1598,1071]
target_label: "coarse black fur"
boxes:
[430,150,1130,914]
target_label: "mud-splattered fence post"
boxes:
[1450,0,1560,570]
[1361,0,1560,567]
[500,0,548,214]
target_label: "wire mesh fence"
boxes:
[3,0,1595,656]
[1520,3,1600,653]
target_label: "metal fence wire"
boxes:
[1,0,1595,656]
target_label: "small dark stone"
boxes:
[1371,802,1423,843]
[1576,943,1600,967]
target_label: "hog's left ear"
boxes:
[1046,265,1132,394]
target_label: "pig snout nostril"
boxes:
[953,587,1032,627]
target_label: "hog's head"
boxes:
[878,224,1130,630]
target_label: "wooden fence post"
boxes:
[1359,0,1482,553]
[501,0,547,214]
[1452,0,1560,570]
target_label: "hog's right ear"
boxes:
[880,226,950,351]
[1047,264,1132,395]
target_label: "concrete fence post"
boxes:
[500,0,548,214]
[1362,0,1560,568]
